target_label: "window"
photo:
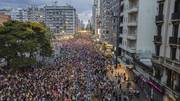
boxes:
[159,3,164,15]
[170,47,177,60]
[174,0,180,13]
[157,25,162,35]
[173,24,179,38]
[155,45,160,56]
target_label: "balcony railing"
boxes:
[172,12,180,21]
[156,14,164,22]
[128,6,138,13]
[154,35,162,43]
[164,83,180,98]
[127,34,136,40]
[165,58,180,69]
[152,55,164,64]
[169,37,177,45]
[178,38,180,46]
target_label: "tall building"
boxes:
[45,5,76,34]
[152,0,180,101]
[80,20,85,30]
[99,0,120,47]
[86,20,92,30]
[118,0,156,64]
[27,7,45,22]
[92,0,97,30]
[10,8,28,21]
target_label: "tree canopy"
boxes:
[0,20,53,69]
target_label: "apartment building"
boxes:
[100,0,120,47]
[118,0,161,101]
[152,0,180,101]
[27,7,45,22]
[118,0,156,64]
[45,5,76,34]
[11,8,28,21]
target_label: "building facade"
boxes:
[27,7,45,22]
[10,8,28,21]
[152,0,180,101]
[99,0,120,47]
[118,0,156,64]
[45,5,76,34]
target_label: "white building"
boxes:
[118,0,156,63]
[152,0,180,101]
[45,5,76,35]
[27,7,45,22]
[11,8,28,21]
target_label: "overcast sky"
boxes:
[0,0,93,24]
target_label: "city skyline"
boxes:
[0,0,93,25]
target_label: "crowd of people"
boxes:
[0,35,122,101]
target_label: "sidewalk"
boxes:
[106,65,147,101]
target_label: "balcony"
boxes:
[128,7,138,13]
[164,84,180,99]
[127,21,137,26]
[152,55,164,64]
[169,37,177,45]
[165,58,180,73]
[154,35,162,43]
[156,14,164,22]
[171,12,180,21]
[127,34,137,40]
[127,47,136,53]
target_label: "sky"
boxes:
[0,0,93,25]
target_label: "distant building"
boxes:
[92,0,98,30]
[86,20,92,31]
[0,14,11,26]
[45,5,76,35]
[27,7,45,22]
[80,20,85,30]
[0,9,11,15]
[11,8,28,21]
[96,0,119,46]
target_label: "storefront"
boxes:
[136,75,152,99]
[147,78,164,101]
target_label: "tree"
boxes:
[0,20,52,69]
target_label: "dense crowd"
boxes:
[0,36,120,101]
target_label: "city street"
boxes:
[0,0,179,101]
[0,33,144,101]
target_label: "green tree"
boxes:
[0,20,52,69]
